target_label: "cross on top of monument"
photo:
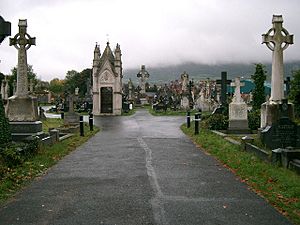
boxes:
[10,19,36,50]
[262,15,293,51]
[231,77,245,103]
[137,65,150,79]
[262,15,294,102]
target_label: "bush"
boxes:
[248,109,261,130]
[0,97,11,146]
[0,136,40,167]
[205,114,229,130]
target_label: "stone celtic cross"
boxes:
[9,19,36,97]
[137,65,149,94]
[262,15,293,102]
[230,77,245,103]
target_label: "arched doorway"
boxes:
[101,87,113,113]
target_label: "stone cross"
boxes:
[230,77,245,103]
[216,71,231,106]
[137,65,149,94]
[9,19,36,97]
[262,15,293,102]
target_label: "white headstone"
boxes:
[228,77,249,131]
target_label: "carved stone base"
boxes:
[260,101,294,128]
[5,95,39,121]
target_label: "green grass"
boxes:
[148,106,205,116]
[42,118,64,132]
[0,122,99,205]
[181,123,300,225]
[121,109,136,116]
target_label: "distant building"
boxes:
[92,42,123,115]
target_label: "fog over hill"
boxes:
[123,61,300,84]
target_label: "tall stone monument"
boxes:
[5,19,42,140]
[261,15,294,128]
[137,65,149,94]
[228,77,249,133]
[180,71,189,93]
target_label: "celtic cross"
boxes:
[262,15,293,101]
[9,19,36,97]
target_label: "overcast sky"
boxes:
[0,0,299,81]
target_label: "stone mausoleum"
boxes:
[92,42,123,115]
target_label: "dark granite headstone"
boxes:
[261,101,300,149]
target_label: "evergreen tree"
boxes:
[0,95,11,146]
[289,70,300,118]
[251,64,267,110]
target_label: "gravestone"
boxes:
[64,94,79,126]
[228,77,250,133]
[216,71,231,107]
[137,65,150,94]
[128,79,133,101]
[5,19,43,141]
[261,15,294,128]
[181,96,189,110]
[1,77,9,100]
[181,71,189,93]
[261,100,300,149]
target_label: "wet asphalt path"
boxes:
[0,109,292,225]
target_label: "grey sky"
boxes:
[0,0,299,81]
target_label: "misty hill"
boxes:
[123,61,300,84]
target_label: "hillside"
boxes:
[123,61,300,84]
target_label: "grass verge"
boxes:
[0,122,99,205]
[121,109,136,116]
[181,123,300,225]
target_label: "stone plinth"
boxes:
[6,95,39,121]
[260,101,294,128]
[228,102,250,133]
[10,121,43,141]
[64,112,79,126]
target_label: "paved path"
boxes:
[0,110,293,225]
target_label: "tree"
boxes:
[251,64,267,110]
[7,65,37,96]
[289,70,300,117]
[64,68,92,97]
[49,78,65,95]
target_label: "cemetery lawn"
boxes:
[0,120,99,205]
[181,123,300,225]
[42,118,64,132]
[121,109,136,116]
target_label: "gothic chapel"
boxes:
[92,42,123,115]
